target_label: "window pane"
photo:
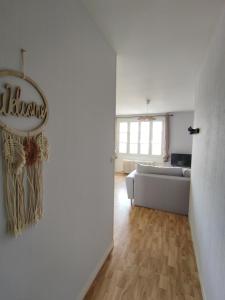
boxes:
[140,122,150,155]
[129,122,138,154]
[152,143,161,155]
[130,122,138,143]
[152,121,162,155]
[119,132,127,143]
[130,122,139,142]
[140,143,149,155]
[129,143,138,154]
[119,122,128,153]
[119,143,127,153]
[130,122,138,132]
[140,122,150,143]
[120,122,128,132]
[152,121,162,143]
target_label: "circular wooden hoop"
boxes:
[0,69,49,136]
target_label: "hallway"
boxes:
[85,175,202,300]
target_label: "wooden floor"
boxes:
[85,175,202,300]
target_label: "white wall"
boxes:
[170,111,194,154]
[0,1,116,300]
[115,111,194,172]
[189,8,225,300]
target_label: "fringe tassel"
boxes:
[26,162,43,225]
[4,162,26,235]
[1,129,48,235]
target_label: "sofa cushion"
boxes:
[137,164,183,177]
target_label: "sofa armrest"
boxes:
[126,170,136,199]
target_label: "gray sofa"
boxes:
[126,164,190,215]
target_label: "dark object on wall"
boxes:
[188,126,200,134]
[171,153,192,168]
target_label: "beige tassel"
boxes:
[26,162,43,225]
[36,133,49,161]
[2,131,26,234]
[1,129,49,235]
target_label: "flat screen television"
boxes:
[171,153,192,168]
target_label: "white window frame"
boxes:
[117,117,164,158]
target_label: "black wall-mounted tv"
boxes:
[171,153,192,168]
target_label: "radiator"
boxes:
[123,160,137,173]
[123,159,156,174]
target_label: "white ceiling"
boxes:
[82,0,225,115]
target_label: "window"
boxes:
[118,119,163,156]
[152,121,163,155]
[129,122,139,154]
[140,122,150,155]
[119,122,128,153]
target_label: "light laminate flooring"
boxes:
[85,175,202,300]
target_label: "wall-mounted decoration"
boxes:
[188,126,200,135]
[0,49,49,235]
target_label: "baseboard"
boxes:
[189,218,207,300]
[77,241,114,300]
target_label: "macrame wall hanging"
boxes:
[0,49,49,235]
